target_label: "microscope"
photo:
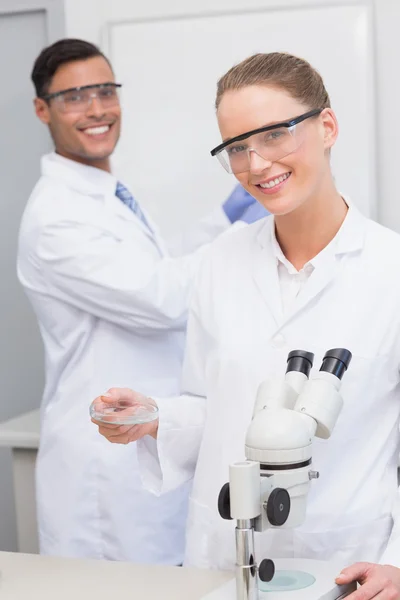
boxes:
[202,348,357,600]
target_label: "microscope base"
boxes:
[201,558,357,600]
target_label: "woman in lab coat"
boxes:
[93,52,400,597]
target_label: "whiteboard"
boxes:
[108,4,375,236]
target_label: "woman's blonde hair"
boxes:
[215,52,330,111]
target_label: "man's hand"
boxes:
[336,562,400,600]
[90,387,159,444]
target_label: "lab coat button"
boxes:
[271,334,286,348]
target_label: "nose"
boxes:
[86,94,106,118]
[248,149,272,175]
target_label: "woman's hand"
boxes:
[90,387,159,444]
[336,562,400,600]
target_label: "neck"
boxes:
[55,149,111,173]
[274,175,348,271]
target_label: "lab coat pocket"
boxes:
[293,513,393,567]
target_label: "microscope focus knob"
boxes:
[218,482,232,520]
[266,488,290,526]
[259,559,275,582]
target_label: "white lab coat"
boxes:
[17,152,233,563]
[139,201,400,571]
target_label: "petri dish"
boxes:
[259,570,316,593]
[90,395,159,425]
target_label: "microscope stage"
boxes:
[201,559,356,600]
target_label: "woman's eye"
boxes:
[227,145,247,155]
[267,131,284,140]
[265,128,290,143]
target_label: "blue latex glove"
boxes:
[240,200,269,224]
[223,184,269,223]
[222,184,259,223]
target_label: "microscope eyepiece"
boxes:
[319,348,352,380]
[286,350,314,377]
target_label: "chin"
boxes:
[82,139,118,160]
[81,149,114,162]
[256,194,300,217]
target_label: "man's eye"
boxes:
[100,88,115,98]
[65,94,84,103]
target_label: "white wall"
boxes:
[63,0,102,43]
[0,0,65,552]
[373,1,400,232]
[62,0,400,235]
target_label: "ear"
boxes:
[320,108,339,151]
[34,97,51,125]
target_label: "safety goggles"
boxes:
[41,82,122,114]
[210,108,323,174]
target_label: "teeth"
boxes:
[84,125,110,136]
[260,173,290,189]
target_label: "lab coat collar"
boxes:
[257,197,366,258]
[41,153,163,250]
[41,152,118,198]
[252,197,367,329]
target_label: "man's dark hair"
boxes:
[31,38,112,98]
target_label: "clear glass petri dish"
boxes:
[259,570,316,593]
[90,395,159,425]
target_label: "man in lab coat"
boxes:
[17,38,266,563]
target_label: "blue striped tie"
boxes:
[115,181,153,233]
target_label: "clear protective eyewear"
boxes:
[210,109,322,174]
[41,82,122,114]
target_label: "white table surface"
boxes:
[0,551,232,599]
[0,410,40,449]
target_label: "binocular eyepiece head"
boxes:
[286,348,352,381]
